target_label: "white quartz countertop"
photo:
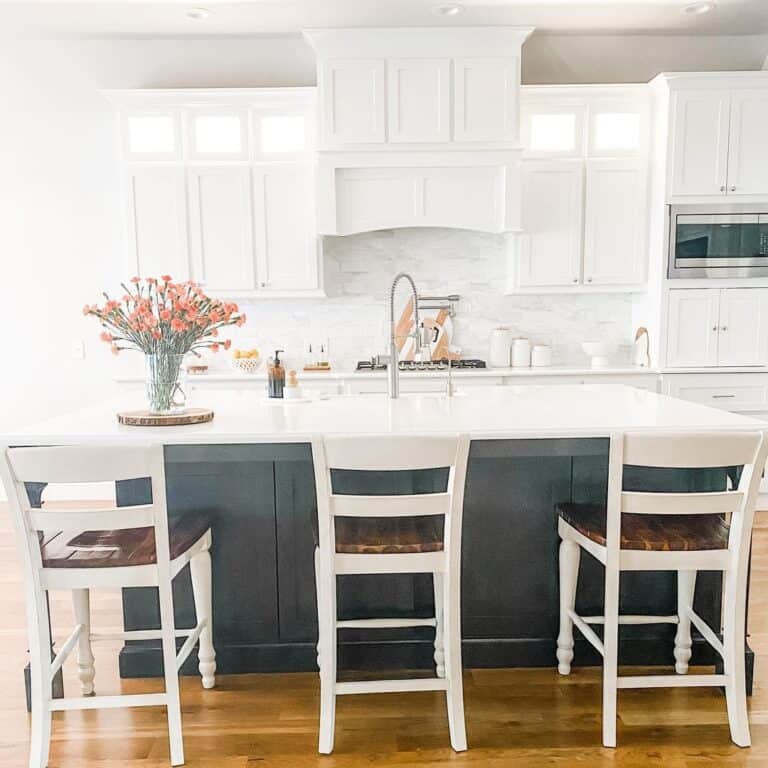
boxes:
[4,385,762,446]
[115,366,660,383]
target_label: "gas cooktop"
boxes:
[355,359,487,372]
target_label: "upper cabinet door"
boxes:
[454,58,519,143]
[726,90,768,196]
[517,160,584,287]
[387,58,450,144]
[583,159,647,285]
[188,166,255,293]
[320,59,385,146]
[670,91,730,197]
[125,166,189,280]
[717,288,768,367]
[253,166,318,291]
[666,289,720,368]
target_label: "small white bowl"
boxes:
[230,356,263,374]
[581,341,614,368]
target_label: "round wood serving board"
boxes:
[117,408,214,427]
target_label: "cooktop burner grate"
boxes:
[355,358,487,372]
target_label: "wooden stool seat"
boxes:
[335,516,443,554]
[557,502,729,551]
[40,513,211,568]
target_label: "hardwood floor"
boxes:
[4,504,768,766]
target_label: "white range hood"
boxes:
[303,26,533,236]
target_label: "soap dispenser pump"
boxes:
[268,349,286,398]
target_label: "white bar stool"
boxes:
[0,444,217,768]
[556,430,768,747]
[311,434,470,754]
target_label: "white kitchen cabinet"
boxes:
[453,57,519,143]
[188,166,255,293]
[124,166,189,280]
[667,79,768,199]
[509,85,649,293]
[346,376,505,395]
[727,90,768,196]
[666,288,768,368]
[253,165,319,292]
[516,160,583,287]
[583,158,647,285]
[319,59,385,146]
[305,27,531,151]
[664,372,768,413]
[717,288,768,367]
[667,289,720,368]
[107,88,322,297]
[670,91,730,197]
[387,58,450,144]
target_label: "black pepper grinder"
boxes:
[268,349,286,399]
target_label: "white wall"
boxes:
[0,38,314,432]
[523,33,768,83]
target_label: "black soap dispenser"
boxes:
[268,350,286,399]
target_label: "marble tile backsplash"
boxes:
[225,227,634,372]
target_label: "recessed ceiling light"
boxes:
[186,7,211,21]
[682,1,715,15]
[432,3,465,17]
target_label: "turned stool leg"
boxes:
[674,570,696,674]
[557,538,580,675]
[190,549,216,690]
[72,589,95,695]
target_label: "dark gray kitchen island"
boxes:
[5,386,761,683]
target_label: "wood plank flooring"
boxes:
[3,503,768,766]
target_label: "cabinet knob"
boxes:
[572,277,578,283]
[720,185,726,192]
[712,326,718,331]
[730,186,737,192]
[586,277,593,283]
[721,325,728,331]
[260,281,267,288]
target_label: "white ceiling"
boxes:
[2,0,767,37]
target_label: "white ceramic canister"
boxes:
[531,344,553,367]
[511,337,531,368]
[489,327,512,368]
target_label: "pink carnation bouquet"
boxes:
[83,276,246,413]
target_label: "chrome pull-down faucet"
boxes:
[385,273,460,399]
[387,272,421,399]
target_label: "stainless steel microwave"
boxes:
[668,203,768,278]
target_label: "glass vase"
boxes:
[145,353,187,415]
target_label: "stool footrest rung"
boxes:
[617,674,727,689]
[336,617,437,629]
[50,693,169,711]
[336,678,449,695]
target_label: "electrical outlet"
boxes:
[71,339,85,360]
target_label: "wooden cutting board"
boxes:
[117,408,214,427]
[395,297,414,356]
[430,309,454,361]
